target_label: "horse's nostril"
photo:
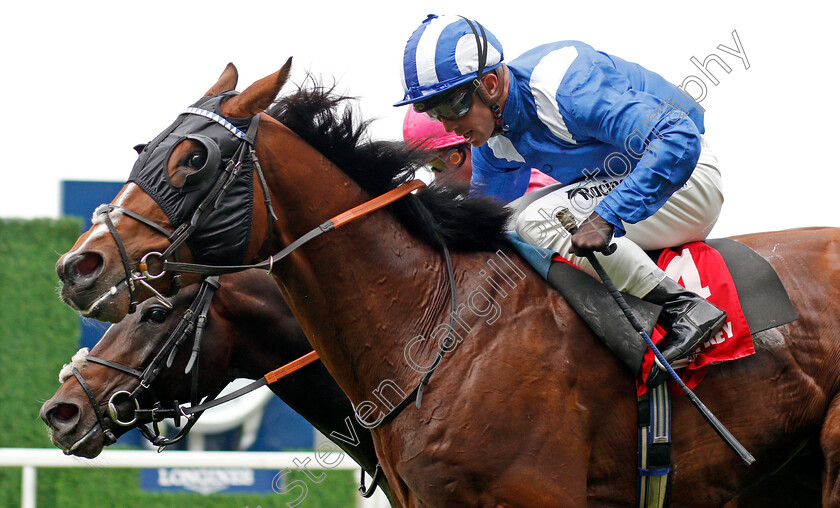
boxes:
[73,252,103,277]
[51,403,79,423]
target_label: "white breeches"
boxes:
[510,136,723,297]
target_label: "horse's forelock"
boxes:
[58,347,90,383]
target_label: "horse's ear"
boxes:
[221,57,292,118]
[205,63,239,97]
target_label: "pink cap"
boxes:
[402,108,466,150]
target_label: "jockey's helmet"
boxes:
[395,14,504,107]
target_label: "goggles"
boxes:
[429,145,469,172]
[413,80,480,121]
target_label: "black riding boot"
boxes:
[643,276,727,387]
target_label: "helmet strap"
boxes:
[475,73,511,134]
[461,16,510,134]
[490,103,510,134]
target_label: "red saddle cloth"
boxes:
[637,242,754,396]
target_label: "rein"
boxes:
[151,179,427,277]
[75,180,463,504]
[91,175,454,426]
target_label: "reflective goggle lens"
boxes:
[414,86,476,121]
[430,146,468,172]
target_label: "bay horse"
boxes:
[41,269,393,503]
[54,61,840,506]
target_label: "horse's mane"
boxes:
[266,81,511,252]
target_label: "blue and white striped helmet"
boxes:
[396,14,504,106]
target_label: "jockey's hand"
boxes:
[569,212,615,256]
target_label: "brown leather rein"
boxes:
[140,179,427,278]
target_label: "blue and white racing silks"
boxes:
[470,41,706,236]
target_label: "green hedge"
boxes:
[0,218,354,507]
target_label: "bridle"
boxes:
[92,203,181,313]
[71,274,324,450]
[71,276,225,449]
[91,98,277,314]
[92,91,462,414]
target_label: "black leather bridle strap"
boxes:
[358,464,383,498]
[250,147,278,257]
[72,368,117,445]
[130,278,220,400]
[163,222,331,276]
[112,206,174,239]
[92,203,179,311]
[99,207,140,309]
[186,277,221,405]
[373,235,457,428]
[87,356,143,378]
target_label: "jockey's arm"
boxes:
[565,63,702,237]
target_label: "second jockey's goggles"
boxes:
[413,79,480,121]
[430,145,468,172]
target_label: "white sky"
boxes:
[2,0,837,238]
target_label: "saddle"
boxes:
[508,233,798,381]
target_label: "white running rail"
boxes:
[0,448,390,508]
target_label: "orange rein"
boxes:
[159,178,427,277]
[330,179,426,228]
[264,350,320,385]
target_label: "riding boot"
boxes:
[643,276,727,387]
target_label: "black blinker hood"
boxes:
[128,91,259,266]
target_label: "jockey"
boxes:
[403,107,473,184]
[396,14,726,385]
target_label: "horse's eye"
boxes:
[141,307,170,324]
[187,151,207,170]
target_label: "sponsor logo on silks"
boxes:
[142,468,281,495]
[566,179,621,201]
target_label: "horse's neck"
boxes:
[214,280,311,378]
[257,122,449,404]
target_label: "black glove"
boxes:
[569,212,615,256]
